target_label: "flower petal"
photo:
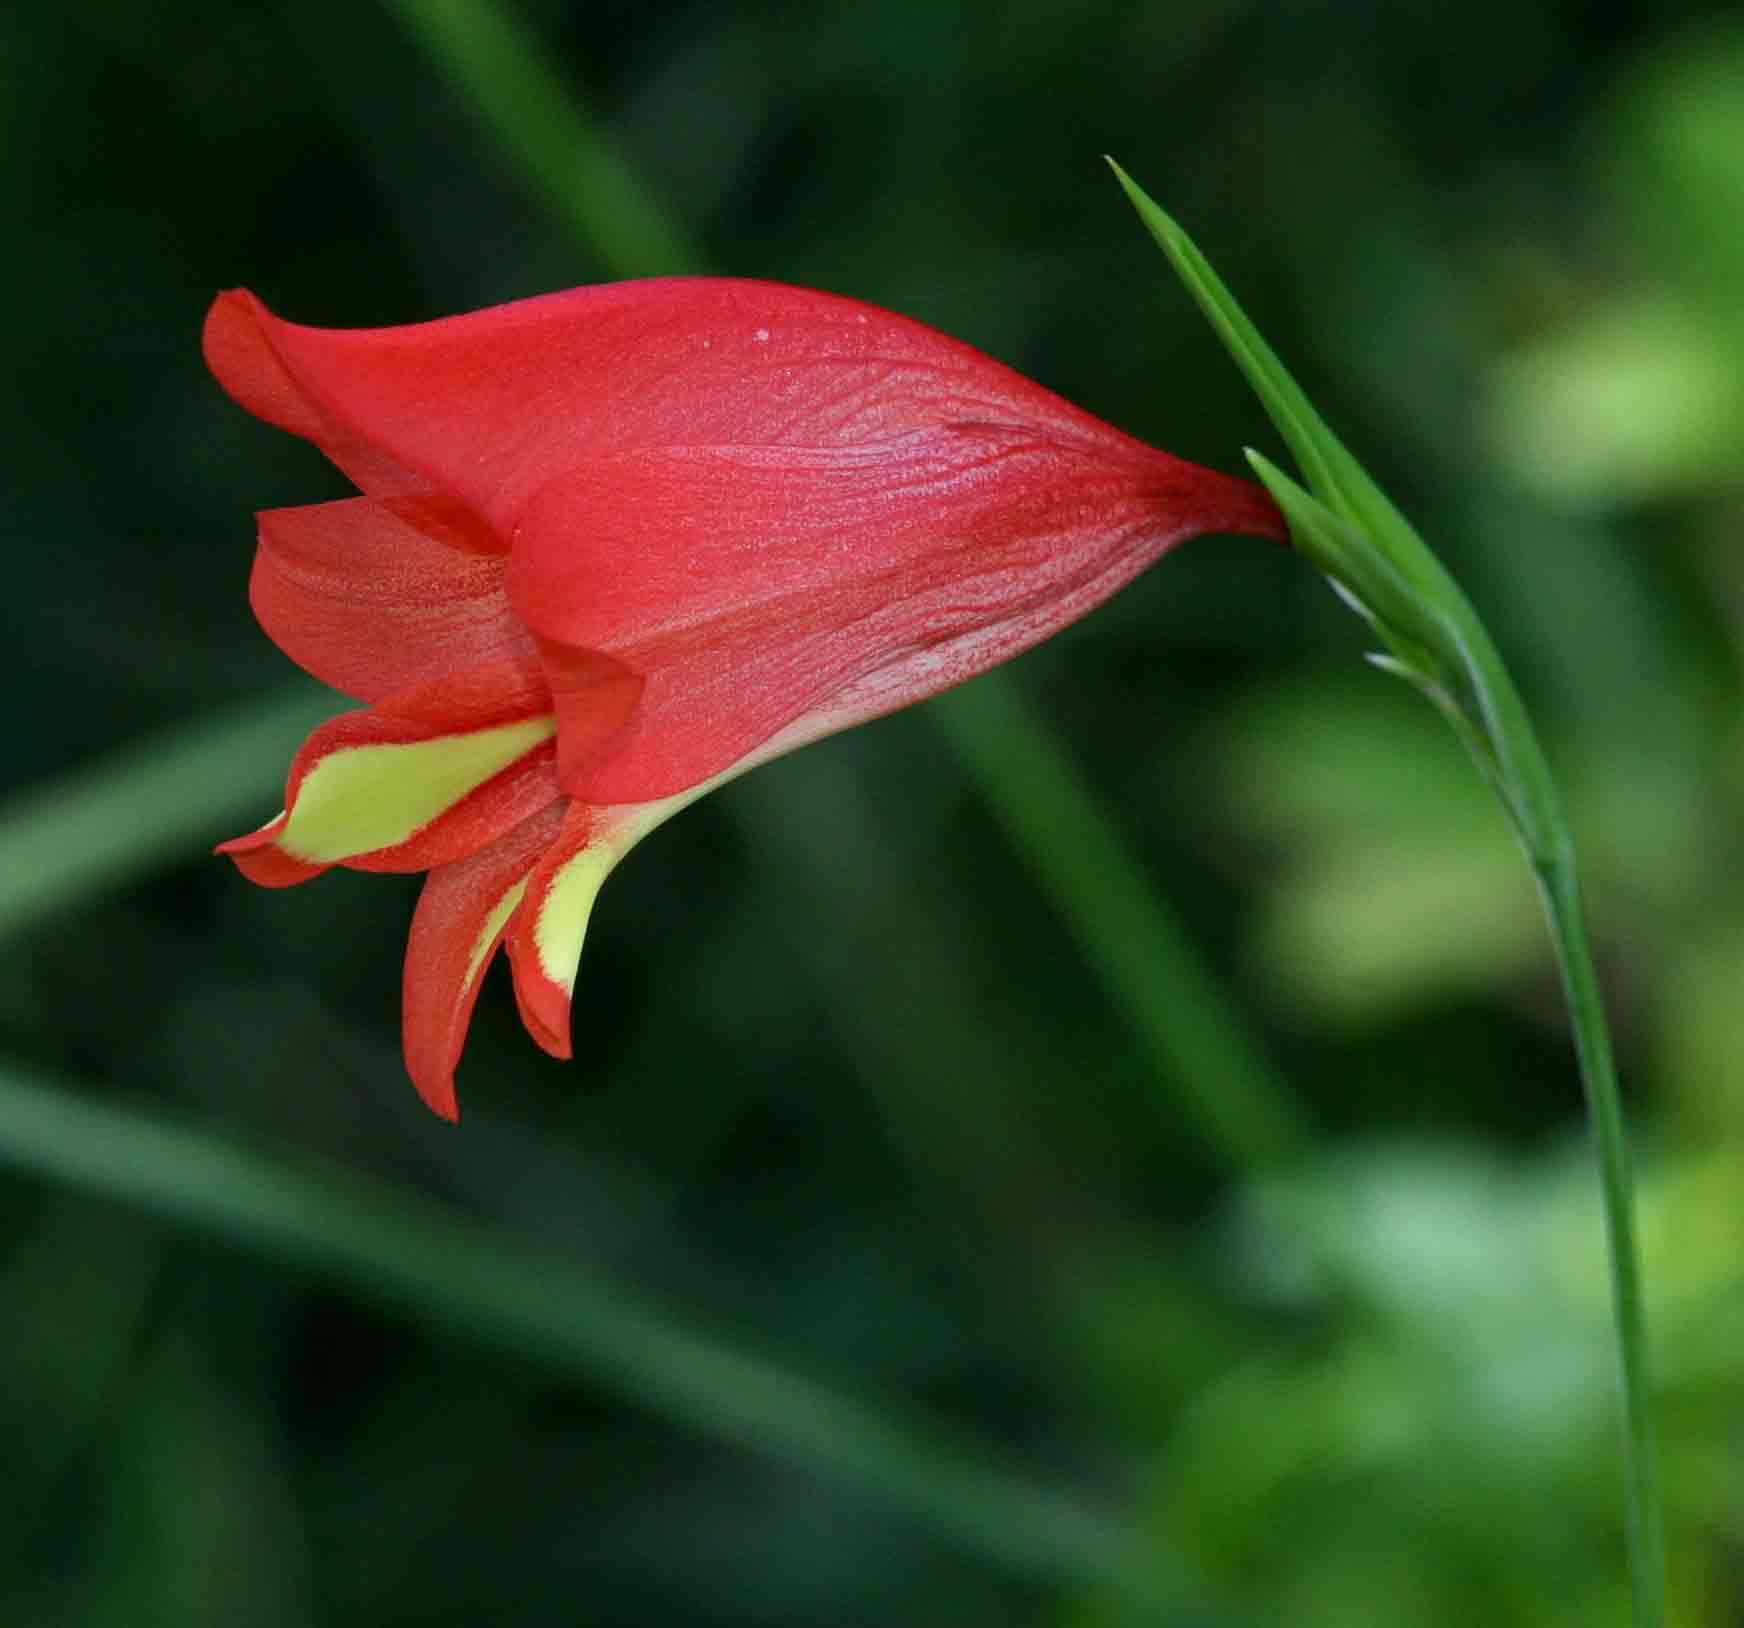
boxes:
[343,739,562,874]
[402,800,568,1120]
[218,662,559,880]
[527,637,653,794]
[510,429,1286,802]
[251,497,530,702]
[215,815,329,889]
[204,290,434,498]
[204,280,1238,529]
[502,791,695,1060]
[502,804,612,1062]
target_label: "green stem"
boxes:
[1118,171,1669,1616]
[1425,545,1666,1628]
[1363,496,1667,1628]
[1533,857,1666,1628]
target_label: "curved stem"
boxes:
[1117,172,1668,1621]
[1533,856,1665,1628]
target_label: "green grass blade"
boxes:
[932,677,1306,1166]
[0,687,334,943]
[0,1061,1218,1610]
[1107,160,1435,594]
[378,0,697,275]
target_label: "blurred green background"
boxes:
[5,0,1744,1622]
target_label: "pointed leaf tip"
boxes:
[1109,163,1441,603]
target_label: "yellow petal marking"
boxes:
[465,877,529,995]
[533,844,621,994]
[527,768,753,995]
[278,716,556,864]
[526,788,711,991]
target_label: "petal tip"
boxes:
[202,289,269,389]
[202,288,329,445]
[507,950,574,1062]
[414,1075,462,1122]
[216,819,329,888]
[1216,472,1291,547]
[400,802,568,1126]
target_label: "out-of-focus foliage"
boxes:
[3,1,1742,1624]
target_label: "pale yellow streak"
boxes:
[533,845,620,993]
[526,760,757,995]
[279,716,556,864]
[465,878,529,994]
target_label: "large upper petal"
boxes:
[205,291,435,498]
[251,496,532,702]
[209,278,1284,805]
[509,425,1287,802]
[202,279,1246,532]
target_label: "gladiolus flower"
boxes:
[205,277,1285,1119]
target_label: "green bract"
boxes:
[1110,159,1665,1628]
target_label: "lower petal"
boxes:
[219,661,558,881]
[402,801,568,1120]
[344,741,560,873]
[217,815,330,888]
[250,497,527,703]
[503,791,702,1061]
[502,804,618,1062]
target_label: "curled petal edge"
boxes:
[217,661,560,882]
[503,780,723,1070]
[249,497,526,704]
[402,802,568,1120]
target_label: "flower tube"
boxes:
[205,278,1284,1117]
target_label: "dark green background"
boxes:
[5,1,1744,1622]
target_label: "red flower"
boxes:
[205,278,1285,1119]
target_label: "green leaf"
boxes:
[1243,453,1443,673]
[1106,159,1437,598]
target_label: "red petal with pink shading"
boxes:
[252,497,529,703]
[217,816,329,889]
[502,802,602,1062]
[402,801,568,1120]
[204,290,433,499]
[217,660,558,882]
[510,428,1285,802]
[201,279,1287,536]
